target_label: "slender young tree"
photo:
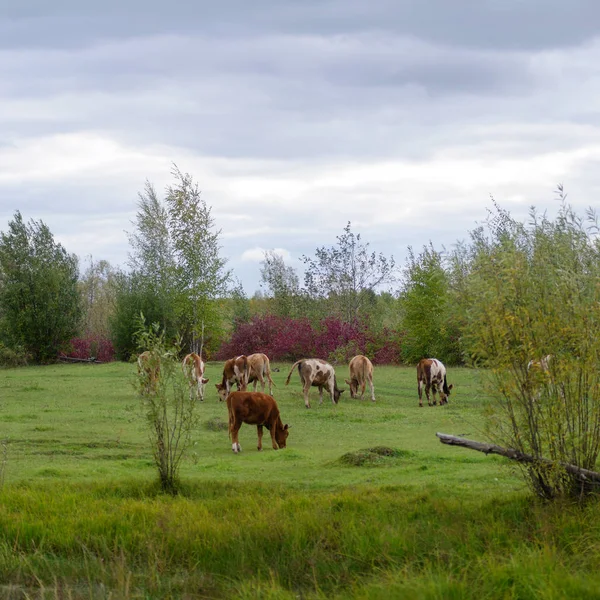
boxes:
[399,243,460,364]
[260,250,301,317]
[165,165,231,354]
[121,166,231,357]
[302,222,396,322]
[79,257,117,339]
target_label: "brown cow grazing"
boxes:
[227,391,290,453]
[247,353,276,395]
[137,350,160,395]
[216,355,249,402]
[285,358,344,408]
[345,355,375,402]
[417,358,453,407]
[182,353,209,401]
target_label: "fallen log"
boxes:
[436,432,600,484]
[58,356,104,364]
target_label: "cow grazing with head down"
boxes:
[345,355,375,402]
[285,358,344,408]
[227,391,290,453]
[137,350,160,395]
[216,355,249,402]
[417,358,453,407]
[182,353,209,401]
[247,353,275,395]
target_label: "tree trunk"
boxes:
[436,432,600,484]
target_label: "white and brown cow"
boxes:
[417,358,453,407]
[285,358,345,408]
[345,354,375,402]
[216,355,249,402]
[247,353,275,395]
[182,352,209,401]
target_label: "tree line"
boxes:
[0,171,595,373]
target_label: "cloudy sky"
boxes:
[2,1,600,293]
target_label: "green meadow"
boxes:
[0,362,599,598]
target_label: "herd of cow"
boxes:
[138,350,454,453]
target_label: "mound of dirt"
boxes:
[338,446,414,466]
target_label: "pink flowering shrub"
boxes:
[216,315,403,364]
[63,336,115,362]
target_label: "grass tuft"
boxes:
[338,446,414,466]
[204,417,229,432]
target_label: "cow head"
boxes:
[276,424,291,449]
[333,378,345,404]
[215,383,228,402]
[345,378,359,399]
[439,382,453,405]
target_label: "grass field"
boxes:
[0,362,599,598]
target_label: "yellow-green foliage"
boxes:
[464,200,600,498]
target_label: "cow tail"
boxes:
[266,360,276,388]
[285,360,302,385]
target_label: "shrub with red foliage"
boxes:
[216,315,403,364]
[63,336,115,362]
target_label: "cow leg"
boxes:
[418,380,424,407]
[253,380,258,392]
[303,381,312,409]
[426,383,433,406]
[360,381,366,400]
[269,425,278,450]
[328,383,336,405]
[319,386,325,405]
[368,376,376,402]
[257,425,263,451]
[230,420,242,453]
[431,385,437,406]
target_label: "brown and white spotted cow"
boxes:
[182,352,209,401]
[247,353,276,395]
[345,354,375,402]
[137,350,160,395]
[285,358,345,408]
[417,358,453,407]
[227,391,290,453]
[216,355,249,402]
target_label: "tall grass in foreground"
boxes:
[0,481,600,598]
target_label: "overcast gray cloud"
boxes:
[1,1,600,292]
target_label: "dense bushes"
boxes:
[216,315,402,364]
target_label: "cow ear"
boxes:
[284,424,291,430]
[345,379,351,385]
[448,384,453,391]
[202,378,209,384]
[340,389,345,394]
[215,384,219,390]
